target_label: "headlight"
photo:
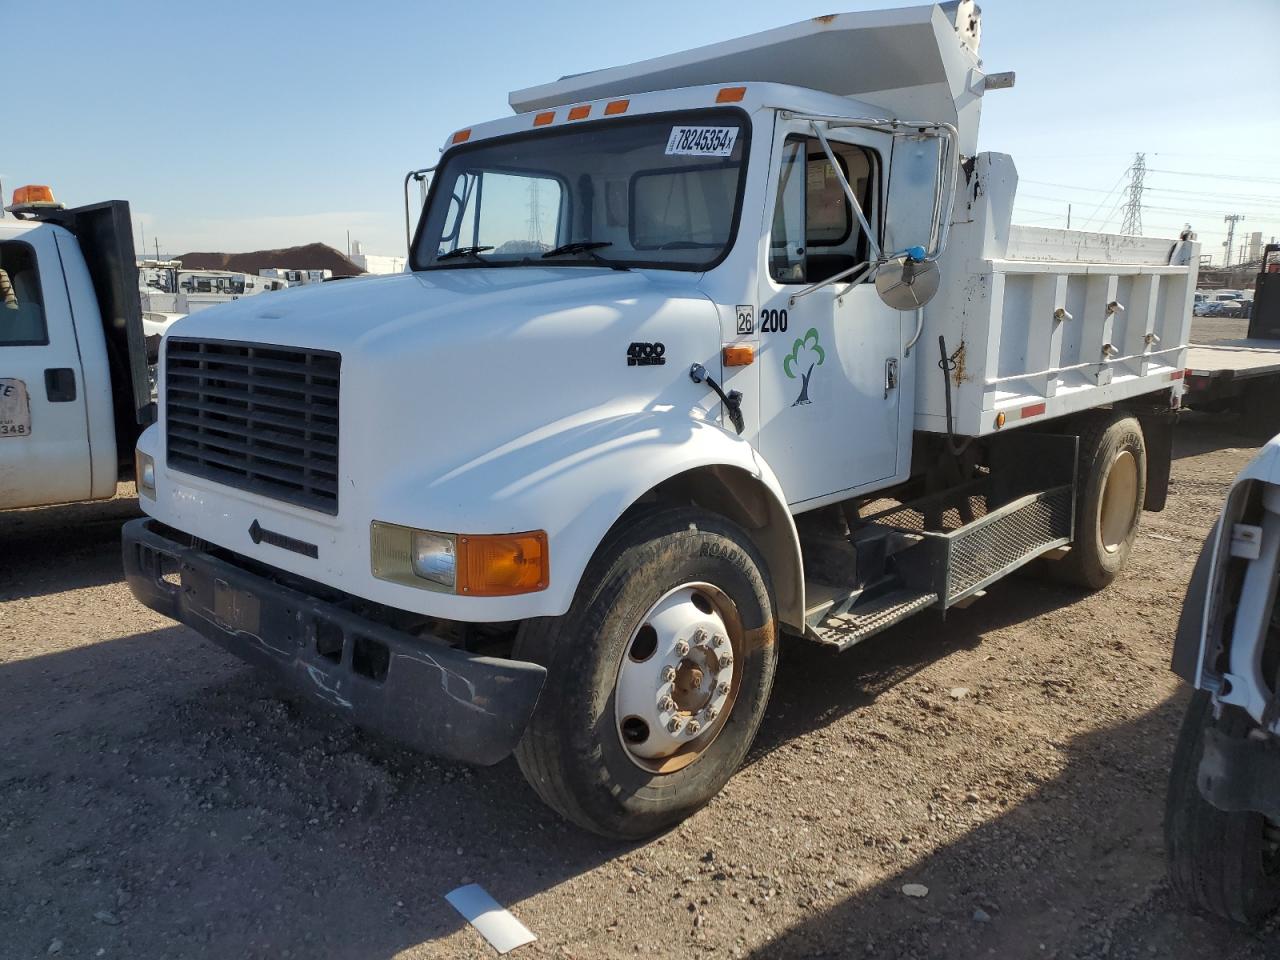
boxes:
[371,521,548,596]
[136,450,156,499]
[411,530,457,588]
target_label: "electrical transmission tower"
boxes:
[1120,153,1146,236]
[1223,214,1244,267]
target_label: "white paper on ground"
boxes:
[445,884,537,954]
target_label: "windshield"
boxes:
[412,108,750,272]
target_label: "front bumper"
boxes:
[122,518,546,765]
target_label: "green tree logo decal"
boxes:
[783,328,825,406]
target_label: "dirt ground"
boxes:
[2,416,1279,960]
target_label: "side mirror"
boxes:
[875,249,940,310]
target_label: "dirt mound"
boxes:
[175,242,362,277]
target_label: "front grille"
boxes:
[165,338,341,514]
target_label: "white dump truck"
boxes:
[0,187,153,510]
[123,2,1198,837]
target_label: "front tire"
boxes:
[1057,412,1147,589]
[1165,691,1280,923]
[514,508,779,839]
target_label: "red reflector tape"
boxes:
[1170,369,1186,380]
[1020,402,1047,419]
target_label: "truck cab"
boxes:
[124,2,1198,838]
[0,189,152,510]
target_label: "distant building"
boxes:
[348,239,406,275]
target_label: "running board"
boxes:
[806,588,939,652]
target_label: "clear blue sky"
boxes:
[5,0,1277,264]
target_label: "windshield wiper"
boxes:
[436,245,494,262]
[541,240,628,270]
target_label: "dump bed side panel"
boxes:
[914,153,1197,437]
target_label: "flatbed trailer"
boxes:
[1184,340,1280,431]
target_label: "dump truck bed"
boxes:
[913,155,1198,438]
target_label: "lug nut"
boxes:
[675,640,690,657]
[716,682,730,696]
[659,695,676,712]
[705,707,719,721]
[687,720,701,735]
[667,717,683,733]
[719,654,733,669]
[713,634,726,648]
[692,629,707,644]
[661,666,676,682]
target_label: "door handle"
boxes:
[44,368,77,403]
[884,357,899,398]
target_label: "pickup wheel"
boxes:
[513,508,778,839]
[1165,690,1280,923]
[1057,412,1146,589]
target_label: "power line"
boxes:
[1146,168,1280,186]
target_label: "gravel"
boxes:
[1,417,1277,958]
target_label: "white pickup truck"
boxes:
[0,188,153,510]
[1167,435,1280,923]
[123,2,1199,837]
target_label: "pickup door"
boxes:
[0,227,93,508]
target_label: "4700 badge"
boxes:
[0,379,32,438]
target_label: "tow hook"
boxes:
[689,363,745,435]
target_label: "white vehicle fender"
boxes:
[379,407,806,630]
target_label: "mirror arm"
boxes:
[788,260,873,307]
[403,166,437,259]
[810,121,882,264]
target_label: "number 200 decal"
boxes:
[760,308,789,333]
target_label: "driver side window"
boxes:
[768,136,877,285]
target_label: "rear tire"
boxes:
[1056,412,1146,589]
[514,507,779,839]
[1165,690,1280,923]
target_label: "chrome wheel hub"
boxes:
[614,584,739,773]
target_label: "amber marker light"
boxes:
[534,111,555,126]
[567,105,591,121]
[451,128,472,144]
[723,344,755,367]
[716,86,747,103]
[604,99,630,115]
[457,532,549,597]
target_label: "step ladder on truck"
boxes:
[122,1,1199,838]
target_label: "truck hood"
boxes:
[158,265,724,513]
[164,267,699,352]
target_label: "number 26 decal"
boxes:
[760,308,789,333]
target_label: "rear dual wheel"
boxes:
[1057,413,1147,589]
[514,508,778,839]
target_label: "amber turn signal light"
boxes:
[457,531,549,596]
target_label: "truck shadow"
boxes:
[739,697,1274,960]
[1,568,1108,958]
[753,573,1080,762]
[0,492,141,601]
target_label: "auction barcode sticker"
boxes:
[0,378,31,438]
[665,126,739,157]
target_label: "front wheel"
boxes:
[1165,690,1280,923]
[514,508,779,839]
